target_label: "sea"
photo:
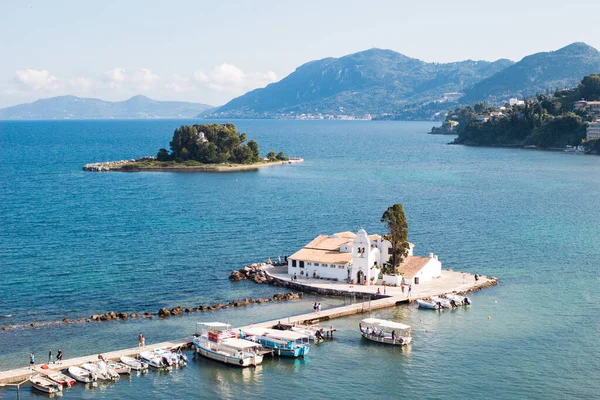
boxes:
[0,119,599,399]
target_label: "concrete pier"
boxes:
[0,269,496,385]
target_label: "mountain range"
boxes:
[0,95,213,120]
[204,42,600,120]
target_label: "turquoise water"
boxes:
[1,120,599,399]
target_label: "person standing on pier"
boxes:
[317,303,322,313]
[29,353,35,369]
[139,332,145,347]
[401,283,405,294]
[48,349,52,364]
[56,348,63,364]
[408,285,412,299]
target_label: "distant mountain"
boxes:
[203,48,514,118]
[462,42,600,103]
[0,95,213,120]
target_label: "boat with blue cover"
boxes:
[242,327,310,358]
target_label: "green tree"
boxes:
[156,148,169,161]
[579,74,600,101]
[266,151,277,161]
[276,151,287,160]
[380,203,410,274]
[247,140,260,161]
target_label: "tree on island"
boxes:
[380,203,410,275]
[157,123,286,164]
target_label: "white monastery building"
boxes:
[287,229,442,285]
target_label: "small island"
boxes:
[84,123,302,172]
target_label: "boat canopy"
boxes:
[221,338,262,350]
[197,322,231,328]
[361,318,411,330]
[243,327,308,341]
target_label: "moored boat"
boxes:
[68,365,97,383]
[46,370,76,387]
[140,351,170,369]
[30,374,63,394]
[107,361,132,375]
[416,299,442,309]
[242,327,310,358]
[81,362,109,380]
[192,322,264,367]
[359,318,412,346]
[431,296,454,308]
[446,294,472,306]
[120,355,149,371]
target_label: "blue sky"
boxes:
[1,0,599,108]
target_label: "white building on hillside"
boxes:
[287,229,441,285]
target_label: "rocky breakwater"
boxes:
[83,156,156,172]
[229,263,276,284]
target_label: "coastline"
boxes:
[83,157,304,172]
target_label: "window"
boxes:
[330,264,336,268]
[338,265,345,269]
[388,247,393,254]
[307,262,312,266]
[292,260,297,268]
[314,263,320,267]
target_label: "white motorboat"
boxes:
[446,294,471,306]
[431,296,454,308]
[107,361,132,375]
[154,348,186,367]
[192,322,264,367]
[120,355,148,371]
[46,370,76,387]
[359,318,412,346]
[68,365,97,383]
[30,374,63,394]
[99,361,120,380]
[140,351,170,369]
[82,362,109,380]
[417,299,442,309]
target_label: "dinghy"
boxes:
[431,296,454,308]
[46,370,76,387]
[140,351,169,368]
[107,361,131,375]
[446,294,472,305]
[82,362,109,380]
[98,361,120,380]
[68,366,97,383]
[417,299,442,309]
[120,355,148,371]
[242,327,310,358]
[30,374,63,394]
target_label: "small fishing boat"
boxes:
[46,370,76,387]
[107,361,132,375]
[242,327,310,358]
[416,299,442,309]
[68,366,97,383]
[359,318,412,346]
[192,322,264,367]
[153,348,186,367]
[99,361,120,380]
[431,296,454,308]
[30,374,63,394]
[120,355,148,371]
[140,351,170,369]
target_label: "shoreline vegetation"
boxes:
[84,122,303,172]
[429,74,600,155]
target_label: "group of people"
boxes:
[312,302,322,313]
[29,348,63,369]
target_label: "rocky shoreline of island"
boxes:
[83,157,303,172]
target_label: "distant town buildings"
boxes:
[587,122,600,140]
[508,98,525,106]
[574,100,600,115]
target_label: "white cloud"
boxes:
[15,69,58,90]
[105,68,126,88]
[164,74,195,93]
[69,76,92,91]
[192,63,277,94]
[131,68,159,91]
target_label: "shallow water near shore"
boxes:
[1,119,600,399]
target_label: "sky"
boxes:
[1,0,600,108]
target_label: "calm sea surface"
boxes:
[1,119,599,399]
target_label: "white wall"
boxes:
[303,261,348,280]
[411,257,442,284]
